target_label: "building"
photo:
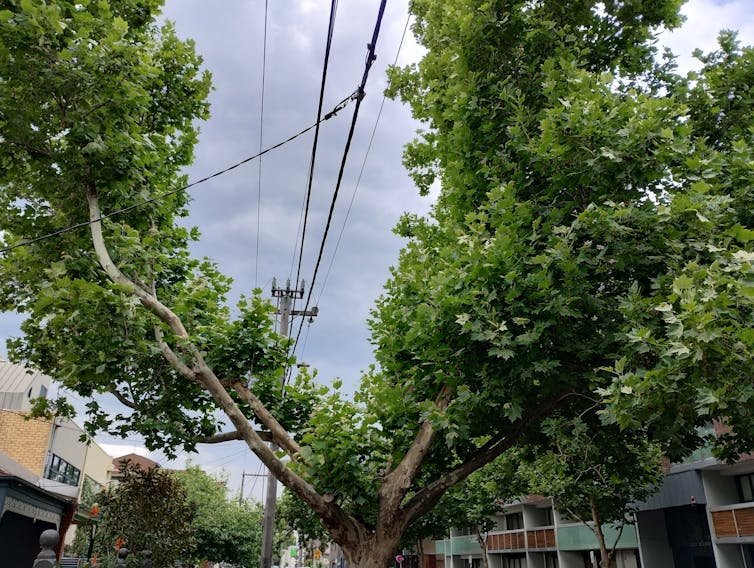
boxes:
[430,449,754,568]
[0,449,75,568]
[0,359,113,498]
[0,358,114,548]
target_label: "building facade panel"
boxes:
[0,410,51,475]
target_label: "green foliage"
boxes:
[380,0,754,476]
[278,489,328,546]
[4,0,754,559]
[519,416,664,529]
[0,0,301,455]
[174,466,264,567]
[94,463,195,567]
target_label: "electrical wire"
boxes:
[0,92,357,256]
[254,0,269,287]
[290,0,388,363]
[293,0,339,290]
[316,14,412,306]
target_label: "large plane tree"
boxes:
[2,1,754,567]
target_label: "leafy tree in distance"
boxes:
[3,1,754,567]
[94,462,195,567]
[174,466,265,567]
[518,417,664,568]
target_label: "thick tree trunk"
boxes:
[342,532,402,568]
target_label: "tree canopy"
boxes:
[94,462,195,567]
[174,466,265,567]
[2,0,754,566]
[518,417,664,567]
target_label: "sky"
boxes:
[2,0,754,500]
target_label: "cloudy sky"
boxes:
[2,0,754,500]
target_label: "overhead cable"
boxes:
[293,0,339,290]
[254,0,270,287]
[0,92,356,256]
[317,14,411,306]
[290,0,388,360]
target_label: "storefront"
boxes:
[0,475,74,568]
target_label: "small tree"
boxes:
[94,462,195,567]
[174,466,264,567]
[519,417,664,568]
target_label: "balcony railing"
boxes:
[710,503,754,540]
[487,530,526,551]
[526,528,556,549]
[486,527,556,551]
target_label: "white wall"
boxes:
[635,510,674,568]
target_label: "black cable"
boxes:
[317,14,411,306]
[290,0,388,362]
[294,0,339,289]
[254,0,269,287]
[0,93,356,256]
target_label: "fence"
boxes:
[33,529,153,567]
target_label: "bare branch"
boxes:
[379,385,453,523]
[196,430,272,444]
[86,184,357,538]
[154,325,196,381]
[232,381,302,458]
[110,388,138,410]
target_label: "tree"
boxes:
[3,1,754,567]
[174,466,264,567]
[518,417,663,568]
[94,462,195,567]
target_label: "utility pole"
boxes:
[260,278,318,568]
[239,471,266,506]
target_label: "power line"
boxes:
[254,0,270,287]
[317,14,411,305]
[293,0,339,289]
[0,92,357,256]
[291,0,388,360]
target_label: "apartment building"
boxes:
[429,450,754,568]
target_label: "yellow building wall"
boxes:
[0,409,52,475]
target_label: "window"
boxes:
[544,507,554,526]
[45,454,81,486]
[544,552,558,568]
[506,513,523,530]
[501,555,525,568]
[738,473,754,503]
[39,385,48,399]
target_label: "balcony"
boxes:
[487,530,526,551]
[710,503,754,542]
[526,528,556,550]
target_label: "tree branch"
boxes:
[196,430,272,444]
[232,381,302,459]
[401,391,573,522]
[109,387,138,410]
[86,184,358,539]
[379,385,452,524]
[154,324,196,381]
